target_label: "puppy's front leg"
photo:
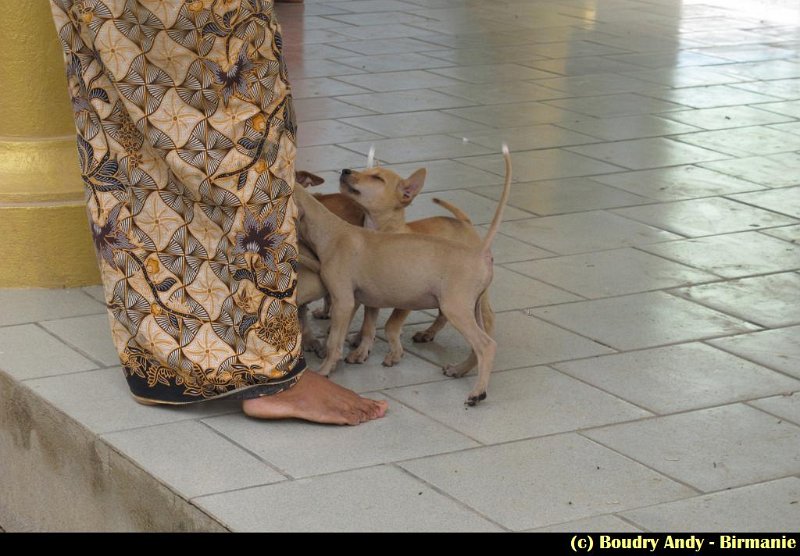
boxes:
[383,309,410,367]
[316,292,357,377]
[346,306,378,364]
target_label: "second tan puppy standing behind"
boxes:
[294,146,512,405]
[338,164,494,375]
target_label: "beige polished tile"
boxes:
[434,82,565,105]
[296,144,369,172]
[405,189,532,224]
[556,343,800,414]
[458,148,624,182]
[609,51,730,69]
[530,515,641,533]
[585,404,800,491]
[341,111,488,137]
[445,102,580,128]
[641,231,800,278]
[344,134,492,164]
[758,99,800,118]
[336,52,454,72]
[26,367,239,434]
[709,326,800,379]
[567,138,729,170]
[0,324,98,381]
[732,77,800,100]
[429,63,557,83]
[673,273,800,327]
[489,267,582,311]
[647,84,781,108]
[555,114,700,141]
[335,37,443,56]
[621,478,800,532]
[336,69,464,92]
[290,77,370,99]
[675,126,800,157]
[293,97,374,122]
[592,165,765,201]
[482,229,556,263]
[509,248,716,299]
[498,212,680,255]
[729,186,800,219]
[202,398,478,478]
[387,366,650,444]
[102,421,286,499]
[530,57,647,78]
[750,393,800,426]
[338,89,475,114]
[625,66,746,88]
[473,177,650,216]
[40,314,119,367]
[0,288,105,327]
[531,292,760,351]
[613,197,797,236]
[195,466,501,532]
[544,93,685,118]
[296,119,383,148]
[400,434,694,531]
[457,125,599,152]
[286,58,366,78]
[535,74,666,97]
[661,106,794,130]
[761,225,800,243]
[399,310,614,372]
[387,159,504,191]
[702,152,800,188]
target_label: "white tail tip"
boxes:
[502,143,509,155]
[366,144,376,168]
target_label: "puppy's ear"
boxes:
[399,168,426,205]
[295,170,325,187]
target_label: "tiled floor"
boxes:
[3,0,800,532]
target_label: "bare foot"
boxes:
[242,371,388,426]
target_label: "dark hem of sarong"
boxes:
[125,354,307,405]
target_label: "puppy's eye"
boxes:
[374,175,385,183]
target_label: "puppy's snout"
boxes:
[341,168,352,175]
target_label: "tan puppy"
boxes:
[294,147,512,405]
[338,166,494,372]
[294,171,365,357]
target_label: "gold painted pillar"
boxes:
[0,0,99,287]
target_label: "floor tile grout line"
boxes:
[743,401,800,428]
[574,432,707,496]
[390,463,512,532]
[30,321,106,370]
[700,337,800,384]
[195,419,296,481]
[720,192,800,221]
[380,390,487,446]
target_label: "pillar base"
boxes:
[0,202,99,288]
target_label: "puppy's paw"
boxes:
[312,308,330,320]
[347,333,361,348]
[382,350,403,367]
[412,330,435,343]
[346,345,371,364]
[465,391,487,406]
[443,361,472,378]
[304,338,326,359]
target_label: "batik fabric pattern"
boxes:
[50,0,305,403]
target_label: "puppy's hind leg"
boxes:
[316,293,357,377]
[383,309,410,367]
[312,295,332,319]
[299,304,326,358]
[440,296,496,405]
[346,306,379,363]
[412,311,447,343]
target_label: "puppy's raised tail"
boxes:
[481,143,512,253]
[432,198,472,223]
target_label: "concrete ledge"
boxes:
[0,369,226,531]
